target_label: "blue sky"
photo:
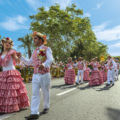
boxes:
[0,0,120,56]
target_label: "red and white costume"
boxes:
[21,45,53,115]
[76,61,85,83]
[101,65,107,82]
[83,64,90,81]
[89,62,103,86]
[0,49,30,113]
[115,62,119,80]
[107,59,117,84]
[64,63,75,84]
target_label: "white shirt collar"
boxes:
[38,44,44,49]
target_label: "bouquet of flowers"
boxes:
[37,49,46,62]
[109,62,113,70]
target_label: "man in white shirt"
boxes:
[115,59,119,80]
[106,56,116,86]
[19,31,53,120]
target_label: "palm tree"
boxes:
[18,34,34,58]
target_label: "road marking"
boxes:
[56,88,77,96]
[0,115,11,120]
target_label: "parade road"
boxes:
[0,77,120,120]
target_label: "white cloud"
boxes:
[0,15,28,31]
[109,42,120,48]
[52,0,72,9]
[109,52,120,56]
[16,16,27,24]
[25,0,41,10]
[96,3,103,9]
[93,23,120,41]
[93,2,103,10]
[26,0,72,10]
[93,23,107,32]
[84,12,91,17]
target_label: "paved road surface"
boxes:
[0,77,120,120]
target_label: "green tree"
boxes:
[29,4,107,61]
[18,34,34,58]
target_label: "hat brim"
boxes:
[32,34,47,44]
[1,39,13,45]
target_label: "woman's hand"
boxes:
[16,52,21,58]
[12,53,20,64]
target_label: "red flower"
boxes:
[6,37,9,40]
[43,35,46,40]
[33,31,37,35]
[40,51,45,56]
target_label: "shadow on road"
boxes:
[0,113,5,116]
[107,107,120,120]
[95,85,113,91]
[78,84,91,90]
[51,84,77,89]
[78,84,101,90]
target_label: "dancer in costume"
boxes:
[101,61,107,82]
[89,57,103,86]
[83,61,90,81]
[0,37,30,113]
[64,57,75,85]
[106,56,117,86]
[115,59,119,80]
[19,31,53,120]
[76,57,85,84]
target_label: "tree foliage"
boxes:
[18,34,34,58]
[29,4,107,61]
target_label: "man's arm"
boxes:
[20,56,33,66]
[43,47,54,68]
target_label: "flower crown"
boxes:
[1,37,13,45]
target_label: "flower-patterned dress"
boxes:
[101,65,107,82]
[83,64,90,81]
[0,49,29,113]
[64,63,75,85]
[89,62,103,86]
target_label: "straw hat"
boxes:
[32,31,47,44]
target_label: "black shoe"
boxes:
[25,114,39,120]
[112,83,114,86]
[42,108,49,114]
[75,82,79,85]
[106,83,110,86]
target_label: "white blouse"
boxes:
[1,54,15,71]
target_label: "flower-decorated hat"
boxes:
[78,57,83,61]
[32,31,47,44]
[1,37,13,46]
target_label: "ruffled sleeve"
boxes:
[8,49,17,56]
[3,49,17,66]
[9,49,17,66]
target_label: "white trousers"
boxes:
[107,69,115,84]
[115,69,119,80]
[76,70,84,83]
[31,73,51,114]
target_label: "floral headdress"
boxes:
[32,31,47,44]
[1,37,13,46]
